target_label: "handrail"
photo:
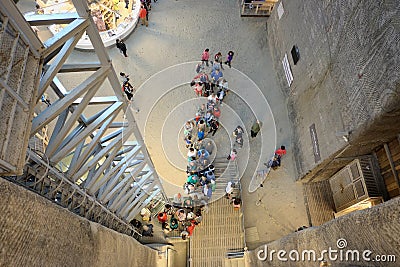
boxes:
[26,149,142,237]
[238,177,247,251]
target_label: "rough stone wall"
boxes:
[267,0,400,181]
[248,197,400,266]
[0,178,157,267]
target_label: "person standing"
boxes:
[193,82,203,97]
[250,120,262,138]
[123,80,134,101]
[214,52,224,70]
[120,72,129,83]
[119,39,128,57]
[157,212,167,224]
[205,141,214,155]
[116,39,122,53]
[210,69,223,92]
[41,93,51,106]
[145,0,152,11]
[201,48,210,67]
[224,51,235,68]
[143,2,150,21]
[139,5,148,27]
[275,145,287,157]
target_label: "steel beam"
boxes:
[67,116,115,176]
[59,63,102,73]
[52,124,85,158]
[32,66,111,135]
[68,140,85,175]
[71,0,110,66]
[85,142,122,195]
[25,12,80,26]
[46,109,69,157]
[39,31,85,98]
[109,171,153,211]
[71,125,124,182]
[99,173,131,204]
[42,18,89,58]
[109,184,138,212]
[45,79,103,157]
[4,0,169,235]
[98,150,143,201]
[73,121,122,181]
[119,187,151,217]
[126,188,160,221]
[115,145,136,158]
[26,149,141,236]
[50,101,123,163]
[72,96,118,105]
[87,139,138,195]
[101,129,123,144]
[110,122,129,128]
[100,161,146,203]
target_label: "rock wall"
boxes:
[248,197,400,266]
[267,0,400,181]
[0,178,157,267]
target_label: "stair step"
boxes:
[189,195,244,267]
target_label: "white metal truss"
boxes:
[0,0,167,237]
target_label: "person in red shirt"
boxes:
[201,48,210,67]
[186,222,196,236]
[139,6,148,27]
[157,212,167,224]
[275,145,286,157]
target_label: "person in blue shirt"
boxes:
[210,69,223,91]
[206,171,215,181]
[197,130,205,140]
[211,69,223,82]
[197,149,210,159]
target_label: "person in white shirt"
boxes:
[187,147,197,158]
[207,93,218,103]
[225,181,236,199]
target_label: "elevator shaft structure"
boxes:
[0,0,166,237]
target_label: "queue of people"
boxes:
[127,47,286,240]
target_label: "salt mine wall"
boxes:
[0,179,157,267]
[249,196,400,266]
[267,0,400,181]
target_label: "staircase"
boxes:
[211,157,240,202]
[189,157,245,267]
[189,197,245,267]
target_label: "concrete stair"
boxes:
[223,258,246,267]
[211,157,240,202]
[189,197,245,267]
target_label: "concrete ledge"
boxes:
[248,198,400,266]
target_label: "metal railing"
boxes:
[4,148,142,238]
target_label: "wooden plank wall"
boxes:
[375,137,400,198]
[303,181,335,226]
